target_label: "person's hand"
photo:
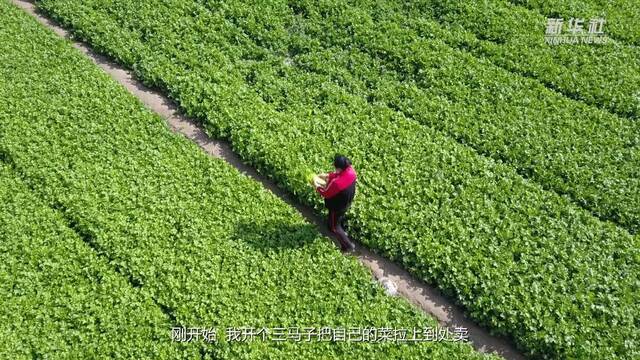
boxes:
[319,173,329,180]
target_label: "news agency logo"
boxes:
[544,17,611,45]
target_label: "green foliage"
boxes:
[0,3,492,359]
[39,0,640,234]
[511,0,640,46]
[20,0,640,358]
[403,0,640,120]
[0,165,198,359]
[221,0,640,233]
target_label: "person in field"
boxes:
[316,155,357,252]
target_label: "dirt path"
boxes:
[11,1,526,359]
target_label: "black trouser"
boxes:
[328,208,353,249]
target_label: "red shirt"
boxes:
[317,166,357,199]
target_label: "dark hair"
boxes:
[333,154,351,170]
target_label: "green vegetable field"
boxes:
[202,0,640,232]
[0,2,494,359]
[511,0,640,46]
[0,164,196,358]
[403,0,640,120]
[2,0,638,359]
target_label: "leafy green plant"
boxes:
[217,0,640,233]
[0,164,198,359]
[25,0,640,358]
[510,0,640,46]
[404,0,640,120]
[0,3,493,359]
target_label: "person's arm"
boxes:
[317,178,340,198]
[317,168,356,198]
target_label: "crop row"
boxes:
[509,0,640,46]
[31,1,640,358]
[402,0,640,121]
[39,0,640,234]
[203,0,640,122]
[0,3,489,359]
[207,0,640,233]
[0,164,198,358]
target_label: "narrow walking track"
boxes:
[11,1,526,359]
